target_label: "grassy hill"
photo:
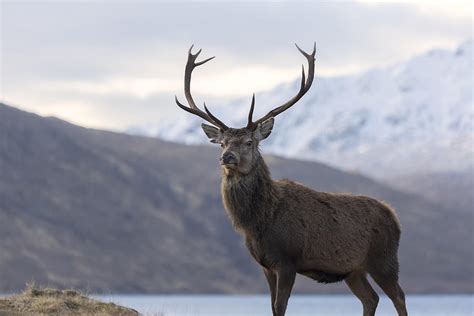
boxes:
[0,285,138,315]
[0,103,472,294]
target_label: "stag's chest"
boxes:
[221,180,256,231]
[222,173,277,221]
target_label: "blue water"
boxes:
[95,294,473,316]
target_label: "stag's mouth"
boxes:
[221,162,238,169]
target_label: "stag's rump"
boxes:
[274,180,401,274]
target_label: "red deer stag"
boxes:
[175,44,408,316]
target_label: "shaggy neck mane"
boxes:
[221,154,279,231]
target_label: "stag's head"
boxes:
[175,44,316,175]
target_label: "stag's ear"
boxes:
[201,123,223,144]
[255,118,274,141]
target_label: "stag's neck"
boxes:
[221,156,279,232]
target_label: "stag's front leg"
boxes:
[274,265,296,316]
[263,268,277,315]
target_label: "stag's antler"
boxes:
[175,45,229,130]
[247,43,316,130]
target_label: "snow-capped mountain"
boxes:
[128,40,473,180]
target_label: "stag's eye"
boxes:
[220,142,225,148]
[245,141,252,147]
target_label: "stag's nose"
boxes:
[221,152,237,165]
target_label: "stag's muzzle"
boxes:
[221,152,238,165]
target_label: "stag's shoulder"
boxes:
[274,178,324,198]
[275,178,311,189]
[273,179,359,206]
[274,179,381,203]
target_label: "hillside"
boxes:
[0,103,472,293]
[388,170,474,216]
[135,40,473,180]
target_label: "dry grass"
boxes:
[0,285,139,316]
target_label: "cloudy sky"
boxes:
[1,0,472,130]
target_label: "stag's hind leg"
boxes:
[345,272,379,316]
[370,271,408,316]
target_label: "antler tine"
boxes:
[204,103,229,130]
[175,96,218,124]
[246,94,255,129]
[248,42,316,130]
[176,45,228,130]
[295,42,316,59]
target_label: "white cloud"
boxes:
[357,0,472,19]
[1,1,471,130]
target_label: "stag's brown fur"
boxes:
[176,44,407,316]
[222,155,402,280]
